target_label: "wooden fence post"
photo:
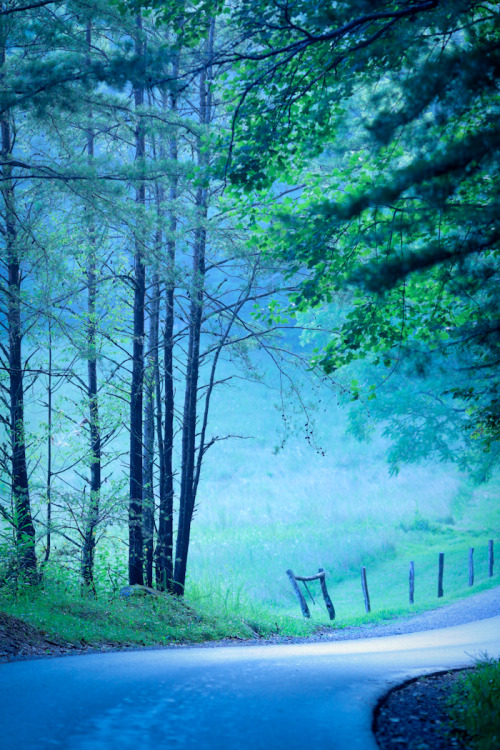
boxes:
[409,561,415,604]
[286,569,310,618]
[438,552,444,598]
[468,547,474,587]
[361,566,371,613]
[488,540,494,577]
[318,568,335,620]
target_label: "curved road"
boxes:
[1,616,499,750]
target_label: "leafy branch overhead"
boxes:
[224,0,500,461]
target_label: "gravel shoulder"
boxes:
[368,587,499,750]
[205,585,500,648]
[374,669,473,750]
[323,585,500,640]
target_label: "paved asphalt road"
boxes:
[1,615,499,750]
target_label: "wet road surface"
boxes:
[1,615,499,750]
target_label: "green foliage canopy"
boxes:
[226,0,500,465]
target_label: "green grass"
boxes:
[186,484,499,622]
[324,531,498,624]
[0,573,320,649]
[0,583,275,648]
[2,538,498,651]
[186,372,500,614]
[448,657,500,750]
[184,509,499,631]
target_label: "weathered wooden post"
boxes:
[286,569,310,618]
[361,566,371,613]
[318,568,335,620]
[437,552,444,598]
[409,561,415,604]
[468,547,474,587]
[488,540,494,577]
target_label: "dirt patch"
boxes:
[374,670,472,749]
[0,611,78,661]
[0,610,170,662]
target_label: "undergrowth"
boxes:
[1,556,498,651]
[0,574,318,649]
[448,657,500,750]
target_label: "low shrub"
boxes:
[448,656,500,750]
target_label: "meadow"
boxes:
[185,361,499,627]
[2,344,498,642]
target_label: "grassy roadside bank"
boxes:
[0,578,317,657]
[1,573,498,658]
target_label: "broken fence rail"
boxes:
[286,568,335,620]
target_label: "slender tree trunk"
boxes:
[173,23,214,595]
[156,251,175,590]
[173,216,205,595]
[44,321,53,565]
[128,15,146,585]
[155,61,179,592]
[1,43,37,581]
[81,250,101,590]
[142,273,159,588]
[81,21,101,593]
[81,228,101,591]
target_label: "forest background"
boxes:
[0,0,498,637]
